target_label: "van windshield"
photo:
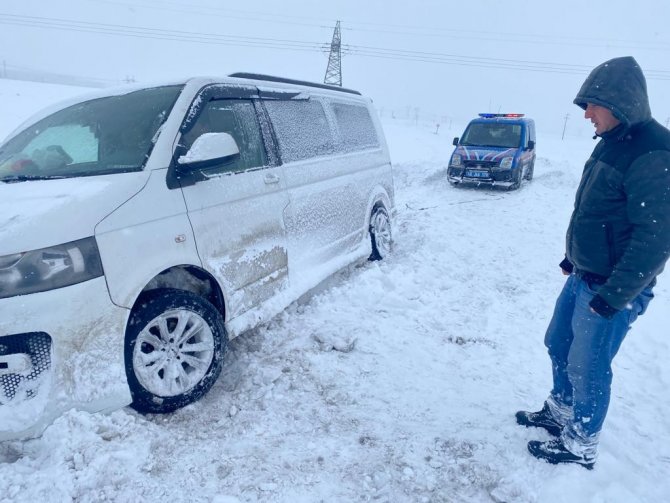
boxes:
[460,123,521,148]
[0,85,183,182]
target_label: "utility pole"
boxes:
[562,113,570,140]
[2,60,6,78]
[324,21,342,87]
[665,117,670,128]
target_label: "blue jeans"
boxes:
[543,274,654,457]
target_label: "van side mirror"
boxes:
[452,137,459,146]
[527,140,535,150]
[177,132,240,170]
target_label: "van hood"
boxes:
[0,173,149,255]
[454,145,518,162]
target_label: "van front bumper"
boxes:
[0,276,132,440]
[447,167,517,187]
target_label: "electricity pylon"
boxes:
[324,21,342,87]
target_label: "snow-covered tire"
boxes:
[368,204,392,261]
[124,288,226,414]
[524,159,535,181]
[508,168,522,190]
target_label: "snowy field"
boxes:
[1,80,669,502]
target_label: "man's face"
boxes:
[584,103,621,135]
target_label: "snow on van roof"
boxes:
[228,72,362,95]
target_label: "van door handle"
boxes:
[264,173,280,184]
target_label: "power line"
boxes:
[88,0,670,52]
[2,13,670,81]
[0,14,327,53]
[343,45,670,79]
[340,24,670,53]
[92,0,336,31]
[345,45,592,72]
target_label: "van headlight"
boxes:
[499,157,514,169]
[450,154,462,167]
[0,237,104,299]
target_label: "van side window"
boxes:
[332,103,379,152]
[264,100,334,162]
[182,100,266,173]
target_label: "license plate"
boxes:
[465,169,489,178]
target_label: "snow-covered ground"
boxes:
[1,80,669,502]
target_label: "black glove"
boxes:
[589,294,618,319]
[559,257,574,274]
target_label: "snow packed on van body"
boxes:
[1,79,669,502]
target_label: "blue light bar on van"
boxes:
[478,113,525,118]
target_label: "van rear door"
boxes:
[262,92,384,291]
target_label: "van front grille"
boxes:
[463,160,499,169]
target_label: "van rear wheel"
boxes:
[125,288,226,413]
[369,205,392,261]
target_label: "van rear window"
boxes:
[332,103,379,152]
[264,100,335,162]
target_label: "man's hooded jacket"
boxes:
[565,56,670,317]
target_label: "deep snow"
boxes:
[0,80,669,502]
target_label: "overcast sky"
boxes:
[1,0,669,136]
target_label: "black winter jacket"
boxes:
[566,56,670,316]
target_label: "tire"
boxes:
[124,288,226,413]
[524,159,535,181]
[368,204,392,261]
[509,167,522,190]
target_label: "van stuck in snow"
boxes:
[0,74,395,440]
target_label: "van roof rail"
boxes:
[229,73,362,96]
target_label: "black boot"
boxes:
[515,403,562,437]
[528,439,595,469]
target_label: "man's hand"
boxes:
[559,257,573,275]
[589,294,618,319]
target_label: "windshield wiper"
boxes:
[1,174,65,183]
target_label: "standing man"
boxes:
[516,56,670,469]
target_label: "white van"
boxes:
[0,74,394,439]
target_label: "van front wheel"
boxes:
[125,288,226,414]
[524,160,535,181]
[369,205,392,261]
[509,168,522,190]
